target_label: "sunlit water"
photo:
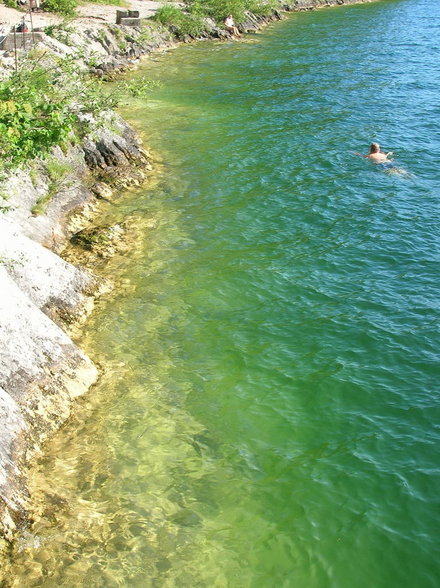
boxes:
[5,0,440,586]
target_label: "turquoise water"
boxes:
[7,1,440,586]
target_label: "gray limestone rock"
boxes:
[0,266,98,538]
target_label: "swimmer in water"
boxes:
[355,143,411,177]
[355,143,394,163]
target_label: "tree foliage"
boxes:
[154,0,278,37]
[0,52,117,168]
[154,4,205,38]
[41,0,77,16]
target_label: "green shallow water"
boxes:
[7,0,440,586]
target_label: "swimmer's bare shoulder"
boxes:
[367,152,391,163]
[354,143,393,163]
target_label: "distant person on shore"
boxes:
[224,14,241,37]
[355,143,394,163]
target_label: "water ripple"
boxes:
[6,1,440,587]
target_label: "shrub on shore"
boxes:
[154,0,279,37]
[40,0,76,17]
[193,0,279,22]
[0,52,117,168]
[154,4,206,39]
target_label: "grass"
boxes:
[31,159,73,216]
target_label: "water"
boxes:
[5,0,440,586]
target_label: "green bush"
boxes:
[0,54,117,168]
[41,0,76,17]
[154,4,205,38]
[86,0,123,5]
[154,4,184,26]
[0,71,75,165]
[43,22,75,45]
[3,0,20,8]
[186,0,243,22]
[31,158,73,215]
[187,0,277,23]
[246,0,278,17]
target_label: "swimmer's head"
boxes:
[369,143,380,153]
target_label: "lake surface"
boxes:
[6,0,440,586]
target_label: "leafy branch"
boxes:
[0,52,119,169]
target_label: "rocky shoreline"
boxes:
[0,0,380,548]
[0,112,154,544]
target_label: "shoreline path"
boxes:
[0,0,166,32]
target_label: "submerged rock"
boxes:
[0,112,150,542]
[71,224,126,260]
[0,265,98,540]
